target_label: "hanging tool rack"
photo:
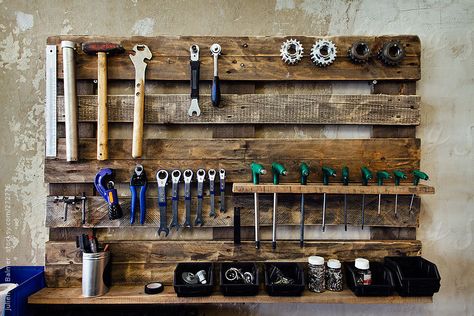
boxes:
[32,35,435,305]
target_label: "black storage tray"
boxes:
[384,256,441,297]
[220,262,259,296]
[345,261,395,296]
[173,262,214,297]
[264,262,305,296]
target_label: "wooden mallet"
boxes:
[82,42,124,160]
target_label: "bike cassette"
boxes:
[280,39,304,65]
[310,39,337,67]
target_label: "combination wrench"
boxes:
[188,45,201,116]
[195,169,206,226]
[219,169,226,213]
[170,170,181,231]
[157,170,169,237]
[208,169,217,218]
[210,44,222,108]
[183,169,193,228]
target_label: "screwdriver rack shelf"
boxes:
[34,35,435,306]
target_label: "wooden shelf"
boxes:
[29,286,432,305]
[233,183,435,195]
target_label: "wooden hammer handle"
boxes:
[97,52,108,160]
[132,78,145,158]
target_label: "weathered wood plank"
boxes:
[47,35,421,81]
[45,195,421,228]
[57,94,420,125]
[370,227,417,240]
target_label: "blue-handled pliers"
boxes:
[130,164,147,225]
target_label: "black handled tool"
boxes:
[157,170,169,237]
[170,170,181,231]
[130,164,147,225]
[210,44,222,107]
[183,169,193,228]
[188,45,201,116]
[195,169,205,226]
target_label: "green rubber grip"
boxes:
[250,162,266,185]
[376,170,391,186]
[322,166,336,185]
[272,162,287,185]
[393,170,407,186]
[342,167,349,186]
[300,162,310,185]
[413,170,429,185]
[361,166,373,186]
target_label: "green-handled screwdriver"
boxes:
[342,167,349,231]
[376,171,391,215]
[321,166,336,232]
[409,170,429,214]
[251,162,267,249]
[360,167,373,230]
[299,163,310,248]
[272,162,287,249]
[393,170,407,218]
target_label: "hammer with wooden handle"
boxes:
[82,42,124,160]
[129,44,152,159]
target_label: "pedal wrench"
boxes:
[183,169,193,228]
[219,169,226,213]
[188,45,201,116]
[170,170,181,231]
[195,169,205,226]
[157,170,169,237]
[208,169,216,218]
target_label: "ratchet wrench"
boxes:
[170,170,181,231]
[188,45,201,116]
[157,170,169,237]
[208,169,217,218]
[219,169,226,213]
[183,169,193,228]
[195,169,206,226]
[210,43,222,108]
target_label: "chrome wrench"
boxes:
[219,169,226,213]
[170,170,181,231]
[188,45,201,116]
[208,169,217,218]
[195,169,206,226]
[157,170,169,237]
[183,169,193,228]
[210,44,222,107]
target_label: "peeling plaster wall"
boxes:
[0,0,473,314]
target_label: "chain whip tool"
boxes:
[410,170,429,215]
[342,167,349,231]
[157,170,169,237]
[272,163,287,250]
[376,171,391,215]
[61,41,78,162]
[208,169,217,218]
[188,45,201,116]
[321,166,336,232]
[360,167,373,230]
[183,169,193,228]
[170,170,181,231]
[299,163,310,248]
[393,170,407,218]
[130,44,152,158]
[210,43,222,107]
[251,163,266,249]
[219,169,226,213]
[195,169,205,226]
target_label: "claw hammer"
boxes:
[82,42,124,160]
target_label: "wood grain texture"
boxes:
[57,94,420,125]
[45,194,421,228]
[48,35,421,81]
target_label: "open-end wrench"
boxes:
[188,45,201,116]
[195,169,206,226]
[183,169,193,228]
[130,44,152,158]
[170,170,181,231]
[208,169,217,218]
[219,169,226,213]
[210,44,222,108]
[157,170,169,237]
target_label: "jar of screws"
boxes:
[354,258,372,286]
[308,256,325,293]
[326,259,343,292]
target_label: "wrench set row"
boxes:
[94,166,227,237]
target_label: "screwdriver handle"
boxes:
[376,170,391,186]
[393,170,407,186]
[322,166,336,185]
[361,166,372,186]
[413,170,429,185]
[211,76,221,107]
[342,166,349,185]
[300,162,310,185]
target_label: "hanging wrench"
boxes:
[208,169,217,218]
[219,169,226,213]
[188,45,201,116]
[130,44,152,158]
[183,169,193,228]
[210,44,222,108]
[157,170,169,237]
[170,170,181,231]
[195,169,206,226]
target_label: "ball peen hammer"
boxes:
[81,42,125,160]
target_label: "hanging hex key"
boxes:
[321,166,336,232]
[376,171,391,215]
[341,167,349,231]
[393,170,407,218]
[251,163,267,249]
[360,167,373,230]
[409,170,429,215]
[271,162,287,250]
[299,163,310,248]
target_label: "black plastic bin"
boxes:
[220,262,259,296]
[345,261,395,296]
[384,256,441,297]
[264,262,305,296]
[173,262,214,297]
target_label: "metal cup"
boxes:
[82,251,110,297]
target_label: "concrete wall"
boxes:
[1,0,473,314]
